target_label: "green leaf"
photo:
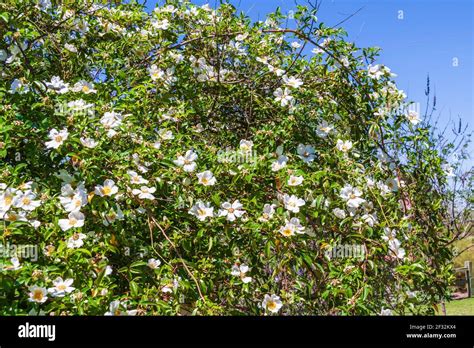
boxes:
[130,280,139,297]
[0,12,9,23]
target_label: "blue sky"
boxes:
[146,0,473,165]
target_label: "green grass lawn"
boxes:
[442,297,474,315]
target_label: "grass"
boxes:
[441,297,474,315]
[447,234,474,315]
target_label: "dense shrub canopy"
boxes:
[0,0,455,315]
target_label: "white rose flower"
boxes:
[333,208,346,219]
[48,277,75,297]
[283,194,305,213]
[336,139,353,153]
[297,144,316,163]
[218,200,245,222]
[58,211,85,231]
[273,87,293,106]
[339,185,365,209]
[197,170,216,186]
[28,286,48,303]
[132,186,156,200]
[95,179,119,197]
[147,258,161,269]
[188,201,214,221]
[45,128,69,149]
[174,150,198,172]
[262,294,283,313]
[287,175,304,186]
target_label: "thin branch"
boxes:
[147,213,206,303]
[330,6,365,29]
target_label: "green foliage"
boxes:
[0,0,455,315]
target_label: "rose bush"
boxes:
[0,0,455,315]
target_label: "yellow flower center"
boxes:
[5,196,12,205]
[267,301,277,311]
[6,214,17,221]
[54,135,63,143]
[57,284,67,291]
[82,85,90,92]
[33,290,44,301]
[102,186,112,195]
[69,218,77,226]
[282,228,293,236]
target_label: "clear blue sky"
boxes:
[145,0,473,165]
